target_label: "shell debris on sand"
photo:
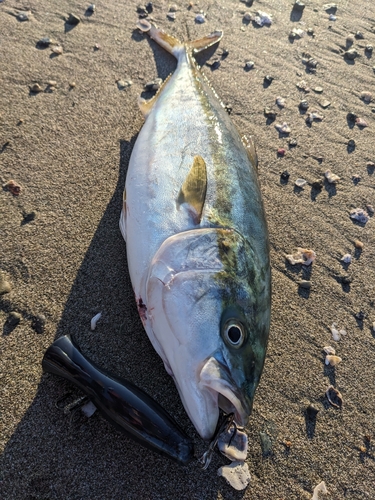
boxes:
[341,253,352,263]
[286,248,316,265]
[218,425,248,462]
[254,11,272,26]
[3,179,22,195]
[91,312,102,330]
[326,385,343,408]
[217,461,251,491]
[323,346,336,355]
[275,122,291,134]
[311,481,328,500]
[325,169,340,183]
[330,323,346,341]
[325,354,342,366]
[295,178,307,188]
[350,208,369,224]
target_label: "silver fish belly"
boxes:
[121,21,271,440]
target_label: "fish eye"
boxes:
[224,321,245,347]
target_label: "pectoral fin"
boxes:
[177,155,207,223]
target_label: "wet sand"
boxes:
[1,0,375,498]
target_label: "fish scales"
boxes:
[122,21,271,441]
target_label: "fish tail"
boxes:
[137,20,223,59]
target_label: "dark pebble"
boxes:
[224,104,232,114]
[355,311,366,321]
[8,312,22,326]
[339,275,353,284]
[145,2,153,13]
[365,45,373,53]
[347,112,357,122]
[306,404,319,418]
[355,31,364,39]
[67,13,81,25]
[220,48,229,59]
[210,60,221,70]
[348,139,356,147]
[38,37,52,47]
[23,211,37,223]
[264,75,274,84]
[307,58,318,69]
[311,179,323,189]
[259,431,273,456]
[280,170,290,181]
[299,100,309,110]
[32,314,46,334]
[264,107,277,119]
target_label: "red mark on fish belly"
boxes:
[137,297,147,323]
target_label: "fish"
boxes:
[120,20,271,441]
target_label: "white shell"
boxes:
[91,312,102,330]
[350,208,369,224]
[323,346,336,355]
[341,253,352,263]
[217,461,251,491]
[286,247,316,266]
[325,355,342,366]
[311,481,328,500]
[276,96,286,107]
[325,169,340,183]
[275,122,291,134]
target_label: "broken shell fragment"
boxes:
[355,117,368,128]
[326,385,343,408]
[295,178,307,188]
[330,323,346,341]
[341,253,352,263]
[306,111,324,124]
[286,247,316,266]
[31,83,43,93]
[254,11,272,26]
[52,45,63,55]
[361,91,372,103]
[275,122,291,134]
[217,461,251,491]
[325,355,342,366]
[323,346,336,355]
[3,179,21,195]
[91,312,102,330]
[325,170,340,183]
[350,208,369,224]
[311,481,328,500]
[276,96,286,107]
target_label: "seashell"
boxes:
[275,122,291,134]
[326,385,343,408]
[350,208,369,224]
[325,169,340,183]
[325,355,342,366]
[360,91,372,103]
[341,253,352,263]
[330,323,340,341]
[52,45,63,55]
[312,481,328,500]
[295,178,307,188]
[167,12,176,20]
[276,96,286,107]
[306,111,324,124]
[355,117,368,128]
[324,346,336,355]
[254,11,272,26]
[286,247,316,265]
[91,312,102,330]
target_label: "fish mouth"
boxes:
[199,356,251,427]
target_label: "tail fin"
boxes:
[137,20,223,58]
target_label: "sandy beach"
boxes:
[1,0,375,498]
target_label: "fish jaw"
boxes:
[199,356,251,428]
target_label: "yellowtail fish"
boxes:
[120,20,271,440]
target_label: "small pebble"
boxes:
[341,253,352,263]
[306,58,318,69]
[307,28,315,36]
[264,107,277,119]
[306,404,319,418]
[38,37,52,47]
[23,211,37,223]
[365,44,373,53]
[32,314,46,334]
[325,169,340,183]
[289,138,298,147]
[345,49,358,60]
[169,3,177,11]
[280,170,290,181]
[8,312,22,326]
[52,46,63,55]
[31,83,43,93]
[286,248,316,265]
[195,13,205,23]
[81,401,97,417]
[17,12,29,21]
[47,80,57,87]
[217,461,250,491]
[259,431,272,456]
[145,2,153,13]
[69,82,76,88]
[67,13,81,25]
[355,31,364,39]
[347,138,356,148]
[289,28,305,39]
[3,179,22,195]
[320,100,331,109]
[264,75,274,84]
[167,12,176,20]
[94,43,100,50]
[323,3,337,12]
[306,111,324,124]
[296,80,310,92]
[355,310,366,321]
[295,178,307,188]
[354,239,364,249]
[0,275,12,295]
[117,79,132,90]
[299,99,309,110]
[311,179,323,189]
[326,385,342,408]
[347,112,357,122]
[313,86,323,94]
[243,13,252,22]
[297,280,311,289]
[330,323,346,341]
[346,34,355,46]
[254,11,272,26]
[276,96,286,107]
[245,60,254,69]
[87,4,96,12]
[277,148,286,157]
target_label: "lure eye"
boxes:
[224,321,245,347]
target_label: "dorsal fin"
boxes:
[177,155,207,223]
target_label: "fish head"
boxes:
[146,228,271,440]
